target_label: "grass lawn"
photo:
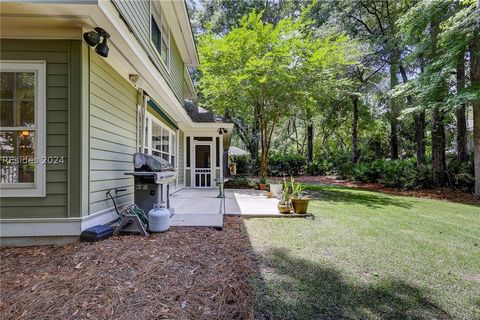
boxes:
[243,185,480,319]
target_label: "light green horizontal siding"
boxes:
[178,130,185,185]
[112,0,185,101]
[1,39,82,219]
[170,40,184,100]
[89,52,137,214]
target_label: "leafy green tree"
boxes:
[398,0,479,188]
[198,11,357,177]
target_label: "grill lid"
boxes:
[133,153,174,172]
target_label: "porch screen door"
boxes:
[194,144,212,187]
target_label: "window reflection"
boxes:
[0,71,36,184]
[0,131,35,183]
[146,116,176,168]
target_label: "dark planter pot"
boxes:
[277,202,292,214]
[291,198,310,214]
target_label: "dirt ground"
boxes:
[0,217,253,320]
[292,175,479,206]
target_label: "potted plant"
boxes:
[290,177,310,214]
[269,178,283,198]
[277,180,292,214]
[258,177,268,190]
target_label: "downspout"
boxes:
[176,127,179,187]
[137,88,144,152]
[141,94,149,153]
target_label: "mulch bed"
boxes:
[0,217,254,320]
[295,175,479,206]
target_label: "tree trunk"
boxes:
[234,122,259,174]
[432,108,447,186]
[389,56,399,159]
[307,124,313,163]
[399,64,425,166]
[456,54,468,162]
[250,118,260,174]
[471,1,480,196]
[351,96,359,163]
[429,18,447,187]
[259,126,268,179]
[413,112,426,167]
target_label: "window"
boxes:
[150,1,170,68]
[144,112,176,167]
[0,61,46,197]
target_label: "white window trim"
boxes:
[0,60,46,197]
[145,111,176,166]
[149,0,171,72]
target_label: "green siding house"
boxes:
[0,0,233,245]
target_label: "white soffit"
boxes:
[161,1,199,67]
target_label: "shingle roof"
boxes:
[183,100,226,123]
[228,146,248,156]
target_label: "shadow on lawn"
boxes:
[305,187,413,209]
[251,248,450,320]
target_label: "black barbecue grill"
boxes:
[124,153,176,214]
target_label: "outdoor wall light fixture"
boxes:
[83,27,110,58]
[129,74,140,83]
[218,128,228,135]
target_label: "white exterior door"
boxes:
[193,143,213,187]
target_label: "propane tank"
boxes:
[148,203,171,232]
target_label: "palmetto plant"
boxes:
[290,176,305,199]
[280,179,291,205]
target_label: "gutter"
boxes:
[147,98,179,130]
[94,0,194,127]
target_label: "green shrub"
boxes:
[224,176,255,189]
[234,154,253,176]
[306,159,334,175]
[375,159,423,188]
[447,155,474,192]
[337,158,434,189]
[268,152,306,176]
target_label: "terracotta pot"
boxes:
[291,198,309,214]
[277,202,292,214]
[259,183,267,190]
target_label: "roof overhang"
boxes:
[0,1,96,38]
[184,67,197,99]
[0,1,207,131]
[161,1,199,67]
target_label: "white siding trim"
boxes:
[0,202,132,237]
[82,201,132,230]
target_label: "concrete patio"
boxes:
[169,188,310,227]
[170,188,224,227]
[225,189,312,217]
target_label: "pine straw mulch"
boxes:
[0,217,254,320]
[295,175,479,206]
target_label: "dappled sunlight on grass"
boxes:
[244,185,480,319]
[304,185,414,209]
[252,248,450,319]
